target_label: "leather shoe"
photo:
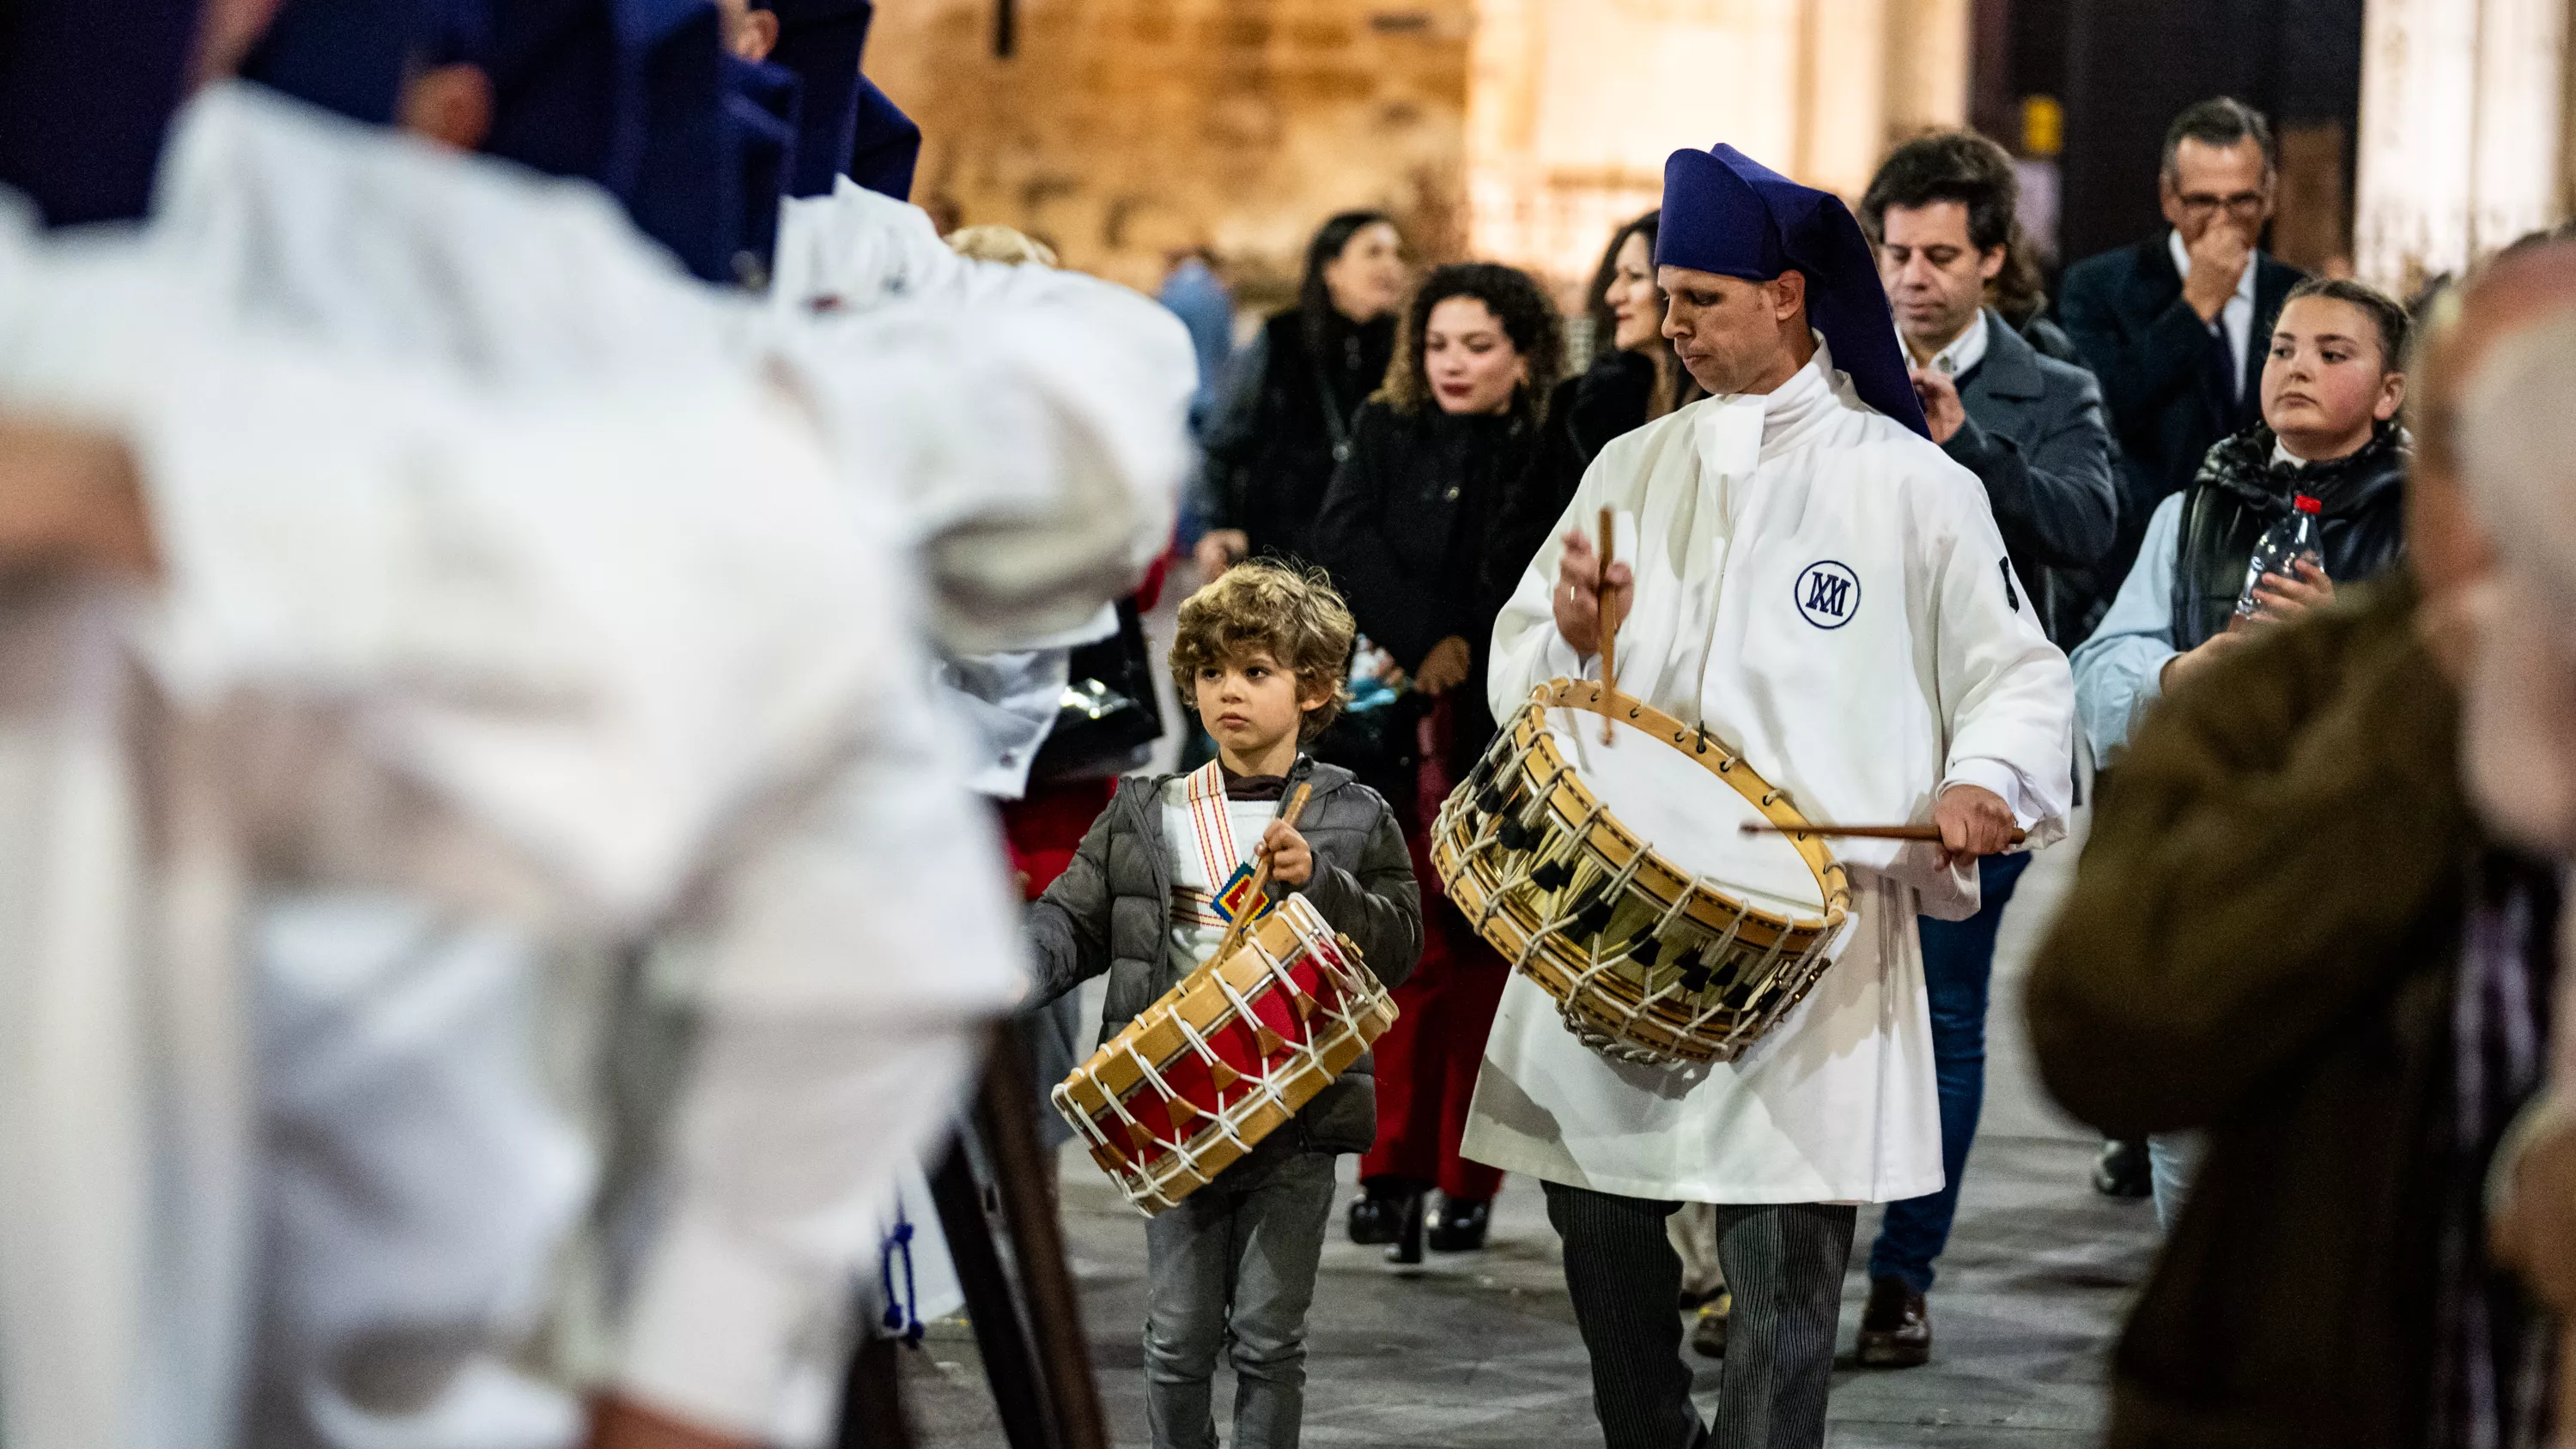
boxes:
[1688,1289,1729,1358]
[2093,1137,2153,1198]
[1386,1189,1425,1264]
[1346,1188,1406,1246]
[1426,1196,1490,1252]
[1856,1276,1929,1367]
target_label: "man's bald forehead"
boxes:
[2458,237,2576,336]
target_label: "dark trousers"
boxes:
[1545,1182,1856,1449]
[1361,905,1508,1200]
[1867,850,2032,1294]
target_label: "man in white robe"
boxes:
[1464,144,2074,1449]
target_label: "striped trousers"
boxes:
[1544,1183,1856,1449]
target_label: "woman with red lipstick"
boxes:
[1315,263,1565,1260]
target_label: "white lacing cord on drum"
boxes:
[1168,1005,1261,1157]
[1080,1044,1201,1214]
[1625,873,1711,1017]
[1474,757,1581,936]
[1443,733,1539,864]
[1672,908,1750,1044]
[1696,922,1801,1057]
[1726,925,1847,1053]
[1548,847,1672,1066]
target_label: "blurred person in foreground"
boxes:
[0,12,1194,1449]
[1315,262,1564,1262]
[2068,276,2412,1226]
[2450,242,2576,1440]
[1194,211,1409,573]
[1847,127,2120,1368]
[2029,241,2576,1449]
[2059,97,2304,602]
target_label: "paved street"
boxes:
[905,817,2163,1447]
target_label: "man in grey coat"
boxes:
[1845,130,2117,1369]
[1863,132,2120,650]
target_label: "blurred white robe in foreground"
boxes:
[0,187,1091,1449]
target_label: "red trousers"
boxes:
[1361,902,1509,1201]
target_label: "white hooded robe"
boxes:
[1461,343,2075,1203]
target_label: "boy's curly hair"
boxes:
[1169,561,1356,742]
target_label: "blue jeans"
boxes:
[1867,851,2032,1294]
[1142,1144,1338,1449]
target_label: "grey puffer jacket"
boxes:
[1027,756,1422,1155]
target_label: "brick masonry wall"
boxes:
[867,0,1475,300]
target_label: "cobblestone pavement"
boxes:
[904,824,2163,1447]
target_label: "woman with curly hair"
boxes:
[1315,261,1565,1260]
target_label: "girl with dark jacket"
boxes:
[1194,211,1410,573]
[1315,262,1564,1260]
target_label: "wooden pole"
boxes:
[1739,822,2029,846]
[975,1022,1109,1449]
[1597,506,1619,745]
[1212,783,1313,964]
[926,1137,1058,1449]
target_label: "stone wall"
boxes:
[1467,0,1970,306]
[867,0,1475,300]
[867,0,1971,306]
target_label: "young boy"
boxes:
[1026,561,1422,1449]
[2070,274,2413,1225]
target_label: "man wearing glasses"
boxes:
[2060,97,2305,608]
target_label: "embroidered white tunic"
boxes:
[1461,343,2075,1204]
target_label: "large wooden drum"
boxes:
[1053,894,1396,1215]
[1432,679,1853,1065]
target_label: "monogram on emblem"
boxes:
[1794,561,1860,630]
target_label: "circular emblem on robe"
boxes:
[1794,561,1861,630]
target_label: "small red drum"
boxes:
[1053,894,1396,1215]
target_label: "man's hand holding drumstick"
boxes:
[1552,523,1633,659]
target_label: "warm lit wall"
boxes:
[1465,0,1971,303]
[866,0,1972,304]
[866,0,1474,298]
[2354,0,2571,292]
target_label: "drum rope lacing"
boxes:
[1055,899,1398,1215]
[1431,686,1856,1067]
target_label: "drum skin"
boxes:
[1432,680,1853,1065]
[1053,894,1398,1216]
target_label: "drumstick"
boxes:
[1596,506,1619,745]
[1214,782,1315,962]
[1739,822,2029,846]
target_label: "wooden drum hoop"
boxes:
[1431,679,1854,1064]
[1052,894,1396,1215]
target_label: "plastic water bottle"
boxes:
[2234,494,2324,619]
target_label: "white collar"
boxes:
[2270,439,2308,469]
[1914,308,1990,379]
[2169,228,2257,309]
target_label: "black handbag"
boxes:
[1029,598,1164,783]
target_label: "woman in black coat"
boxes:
[1315,262,1564,1260]
[1194,211,1410,573]
[1486,210,1704,584]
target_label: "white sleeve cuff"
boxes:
[612,1202,839,1440]
[1546,626,1591,684]
[1940,759,2042,831]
